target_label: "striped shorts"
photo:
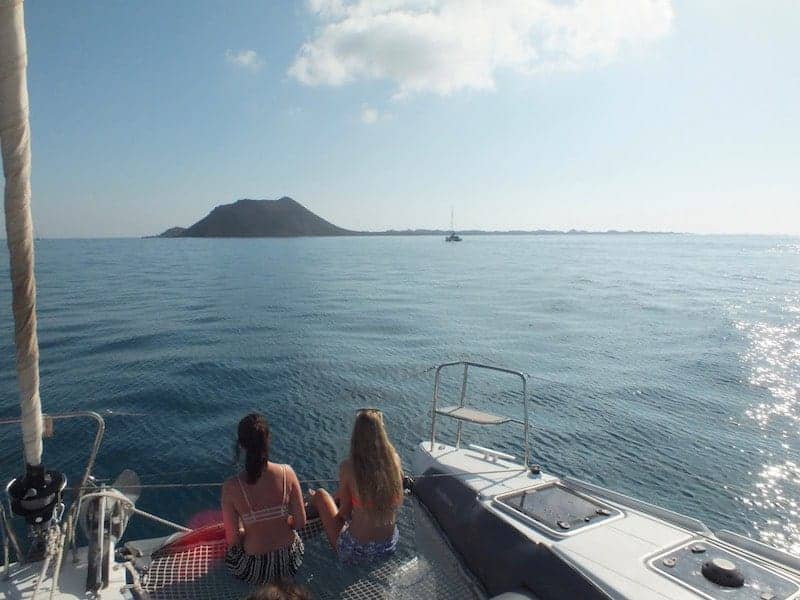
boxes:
[224,532,304,585]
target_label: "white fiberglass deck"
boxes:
[419,441,557,498]
[414,441,800,600]
[1,547,128,599]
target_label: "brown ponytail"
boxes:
[236,413,270,484]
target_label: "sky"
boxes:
[3,0,799,236]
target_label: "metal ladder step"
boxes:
[435,405,512,425]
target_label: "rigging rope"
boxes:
[74,468,530,492]
[84,473,765,504]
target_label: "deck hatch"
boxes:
[497,483,620,535]
[651,540,800,600]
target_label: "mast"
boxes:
[0,0,43,468]
[450,206,454,233]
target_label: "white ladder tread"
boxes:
[436,405,511,425]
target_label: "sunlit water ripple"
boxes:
[0,235,798,570]
[735,285,800,554]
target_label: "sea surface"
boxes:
[1,235,799,587]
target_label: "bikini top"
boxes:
[237,463,290,526]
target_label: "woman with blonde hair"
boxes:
[310,409,403,564]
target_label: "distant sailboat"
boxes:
[445,207,462,242]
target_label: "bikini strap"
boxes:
[282,464,288,505]
[237,475,253,513]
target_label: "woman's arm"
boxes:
[287,466,307,530]
[335,460,354,522]
[221,481,242,547]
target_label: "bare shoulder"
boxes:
[221,475,240,499]
[283,463,300,482]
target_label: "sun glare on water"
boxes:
[736,287,800,555]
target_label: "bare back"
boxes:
[222,462,306,554]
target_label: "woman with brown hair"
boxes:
[309,409,403,564]
[246,581,312,600]
[222,413,307,584]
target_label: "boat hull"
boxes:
[413,441,800,600]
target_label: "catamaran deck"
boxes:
[414,441,800,600]
[2,495,485,600]
[5,361,800,599]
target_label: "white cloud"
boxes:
[361,105,379,124]
[306,0,347,19]
[225,49,264,71]
[289,0,673,97]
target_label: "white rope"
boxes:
[0,0,42,466]
[122,561,145,597]
[50,514,70,600]
[131,506,191,532]
[77,490,191,533]
[32,524,60,597]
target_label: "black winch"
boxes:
[8,463,67,527]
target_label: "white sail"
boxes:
[0,0,42,466]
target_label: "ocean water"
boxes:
[0,235,799,578]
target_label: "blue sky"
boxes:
[7,0,800,236]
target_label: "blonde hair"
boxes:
[349,410,402,521]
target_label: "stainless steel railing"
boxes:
[429,361,530,465]
[1,411,105,567]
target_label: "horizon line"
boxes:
[7,231,800,240]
